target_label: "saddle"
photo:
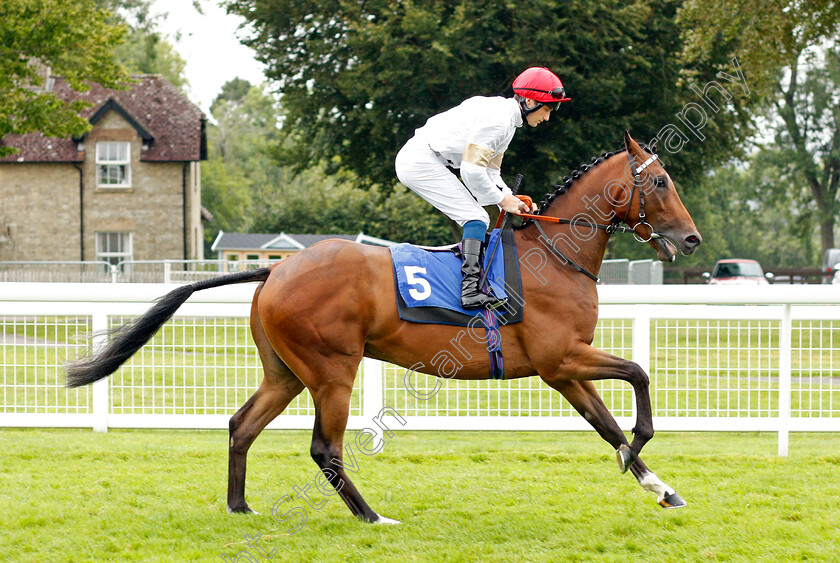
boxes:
[389,229,524,327]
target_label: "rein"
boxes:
[519,151,662,283]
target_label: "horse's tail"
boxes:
[65,268,272,388]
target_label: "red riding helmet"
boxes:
[512,67,571,111]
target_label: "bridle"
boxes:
[622,152,662,244]
[524,150,667,283]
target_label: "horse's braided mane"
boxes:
[513,144,655,229]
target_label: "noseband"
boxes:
[527,150,665,283]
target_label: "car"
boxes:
[833,270,840,285]
[823,248,840,284]
[702,259,774,285]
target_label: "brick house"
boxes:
[0,75,207,265]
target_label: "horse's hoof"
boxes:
[373,514,401,525]
[227,505,258,515]
[616,445,636,474]
[658,491,687,509]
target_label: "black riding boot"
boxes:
[460,238,505,310]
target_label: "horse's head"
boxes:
[617,131,702,262]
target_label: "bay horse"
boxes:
[66,132,701,524]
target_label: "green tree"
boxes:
[96,0,189,90]
[224,0,751,200]
[201,158,251,243]
[213,77,253,106]
[202,78,454,249]
[202,80,281,252]
[693,152,818,268]
[116,28,188,90]
[0,0,129,156]
[250,171,454,245]
[679,0,840,255]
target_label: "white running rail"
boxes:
[1,283,838,456]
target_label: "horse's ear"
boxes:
[623,130,633,152]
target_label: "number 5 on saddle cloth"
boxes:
[389,229,524,379]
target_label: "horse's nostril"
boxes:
[685,234,701,247]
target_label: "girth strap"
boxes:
[481,308,504,380]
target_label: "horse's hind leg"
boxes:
[553,379,686,508]
[227,370,304,513]
[228,287,305,513]
[308,380,399,524]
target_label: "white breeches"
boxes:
[395,136,490,228]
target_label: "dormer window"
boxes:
[96,141,131,187]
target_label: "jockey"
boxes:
[395,67,571,309]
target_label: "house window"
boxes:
[96,142,131,187]
[96,232,132,267]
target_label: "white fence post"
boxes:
[163,260,172,284]
[363,358,384,421]
[778,304,792,456]
[91,311,109,432]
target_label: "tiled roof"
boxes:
[278,234,357,249]
[212,233,279,251]
[211,232,395,252]
[0,75,205,163]
[0,131,80,162]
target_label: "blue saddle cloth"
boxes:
[390,229,523,327]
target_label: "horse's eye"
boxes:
[656,177,667,188]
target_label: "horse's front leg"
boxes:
[543,341,654,471]
[549,379,685,508]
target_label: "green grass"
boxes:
[1,429,839,562]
